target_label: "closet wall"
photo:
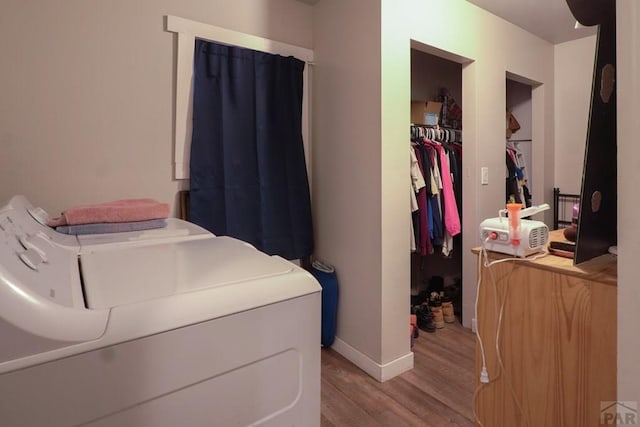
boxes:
[507,80,532,140]
[410,49,463,317]
[312,0,396,379]
[411,50,462,104]
[506,78,533,206]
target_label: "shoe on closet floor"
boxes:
[427,275,444,296]
[413,304,436,333]
[410,314,419,348]
[441,294,456,323]
[410,314,419,339]
[444,277,463,317]
[411,288,430,307]
[428,292,445,329]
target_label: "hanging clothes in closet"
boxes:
[505,141,531,207]
[410,125,462,257]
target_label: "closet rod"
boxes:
[411,124,461,131]
[507,139,532,142]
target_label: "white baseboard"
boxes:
[330,337,414,382]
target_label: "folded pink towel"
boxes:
[47,198,170,226]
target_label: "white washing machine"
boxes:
[0,196,321,427]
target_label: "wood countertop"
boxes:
[472,229,617,286]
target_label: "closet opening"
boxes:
[506,77,533,207]
[410,47,464,330]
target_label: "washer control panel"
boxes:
[0,205,80,308]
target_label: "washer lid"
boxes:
[80,236,294,309]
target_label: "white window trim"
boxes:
[165,15,314,180]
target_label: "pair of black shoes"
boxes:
[412,304,436,333]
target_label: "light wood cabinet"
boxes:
[473,231,616,426]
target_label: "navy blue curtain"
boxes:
[189,40,314,260]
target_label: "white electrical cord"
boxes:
[489,256,531,427]
[495,270,531,427]
[473,235,547,427]
[474,238,491,384]
[473,236,494,427]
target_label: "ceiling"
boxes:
[465,0,596,44]
[296,0,597,44]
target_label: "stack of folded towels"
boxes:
[46,198,170,235]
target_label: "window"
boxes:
[165,15,314,180]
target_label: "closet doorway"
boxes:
[410,48,463,324]
[506,77,533,207]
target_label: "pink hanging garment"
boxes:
[433,145,461,236]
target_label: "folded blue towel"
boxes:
[56,219,167,235]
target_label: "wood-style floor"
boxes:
[320,320,476,427]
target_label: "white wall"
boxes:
[382,0,555,339]
[554,35,597,194]
[313,0,556,381]
[0,0,313,216]
[308,0,557,382]
[312,0,398,379]
[617,0,640,409]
